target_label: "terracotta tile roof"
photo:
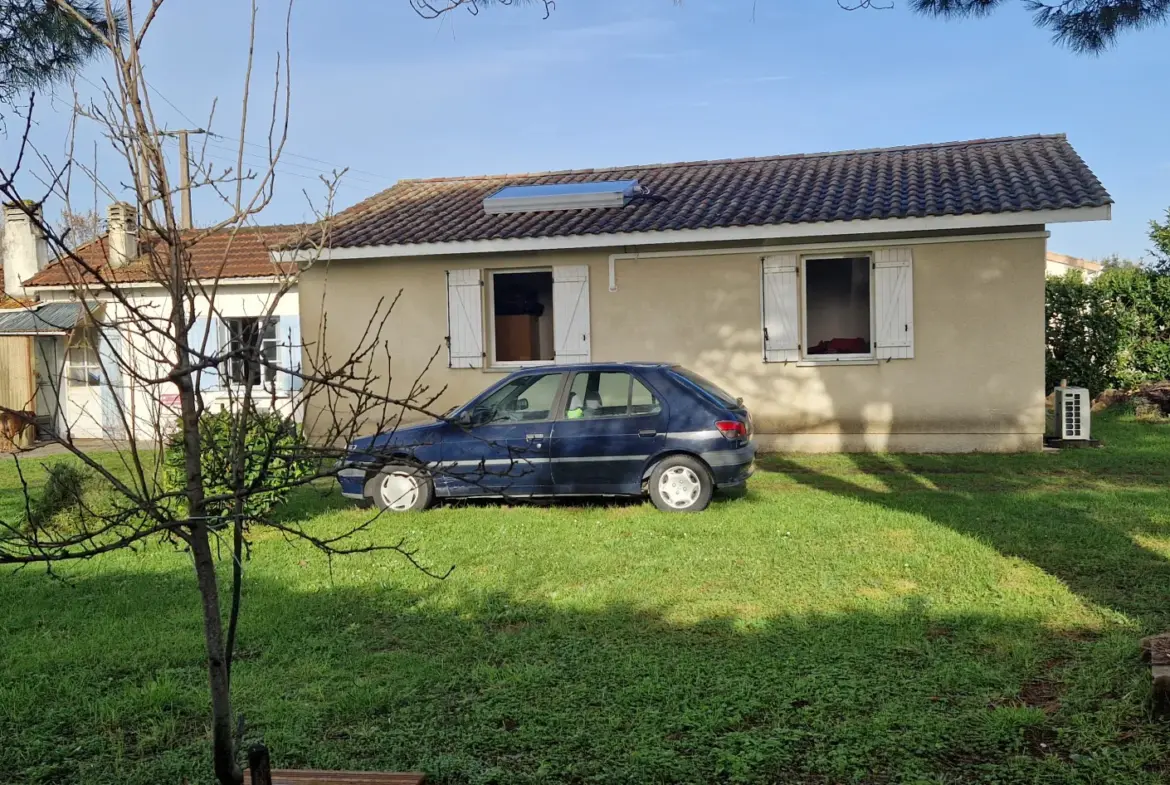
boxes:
[0,266,36,309]
[24,224,300,288]
[323,134,1111,250]
[1046,251,1104,272]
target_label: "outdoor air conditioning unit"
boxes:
[1053,383,1090,441]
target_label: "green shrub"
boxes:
[26,463,89,530]
[1046,266,1170,393]
[163,408,312,523]
[24,463,131,535]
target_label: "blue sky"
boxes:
[7,0,1168,259]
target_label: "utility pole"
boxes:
[161,128,206,230]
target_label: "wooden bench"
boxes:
[245,772,426,785]
[244,746,426,785]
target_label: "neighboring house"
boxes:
[292,133,1111,453]
[0,202,301,443]
[1046,251,1103,280]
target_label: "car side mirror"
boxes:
[454,410,473,427]
[512,398,529,411]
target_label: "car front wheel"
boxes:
[366,463,435,512]
[648,455,713,513]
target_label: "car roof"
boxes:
[510,362,672,374]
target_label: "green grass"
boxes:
[3,412,1170,784]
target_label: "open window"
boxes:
[762,249,913,364]
[803,256,872,358]
[224,317,279,387]
[491,270,555,364]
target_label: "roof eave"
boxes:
[282,205,1110,262]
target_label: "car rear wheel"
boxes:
[648,455,713,513]
[366,463,434,512]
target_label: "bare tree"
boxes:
[0,2,530,783]
[56,206,101,247]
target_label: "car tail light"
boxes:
[715,420,748,441]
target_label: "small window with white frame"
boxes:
[67,327,103,386]
[802,255,873,359]
[490,270,555,365]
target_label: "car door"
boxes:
[550,370,667,494]
[441,371,565,496]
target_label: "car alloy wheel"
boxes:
[648,454,714,513]
[379,470,420,511]
[368,463,435,512]
[657,465,703,509]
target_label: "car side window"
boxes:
[564,372,661,419]
[630,377,661,416]
[471,373,563,425]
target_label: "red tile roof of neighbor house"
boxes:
[0,268,35,309]
[1046,251,1104,272]
[23,224,300,288]
[319,134,1112,250]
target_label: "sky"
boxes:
[5,0,1168,260]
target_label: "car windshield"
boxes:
[670,366,741,408]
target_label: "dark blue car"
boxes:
[337,363,755,513]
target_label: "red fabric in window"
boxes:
[807,337,869,355]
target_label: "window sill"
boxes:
[796,358,879,367]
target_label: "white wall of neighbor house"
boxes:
[299,233,1047,453]
[37,283,300,441]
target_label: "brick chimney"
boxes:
[107,201,138,268]
[2,202,49,299]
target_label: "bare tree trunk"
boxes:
[191,525,244,785]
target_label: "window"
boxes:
[491,270,555,364]
[564,371,661,419]
[670,367,740,408]
[468,372,563,426]
[67,328,103,386]
[447,265,591,369]
[224,317,278,387]
[803,256,872,358]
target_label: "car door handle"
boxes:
[639,429,658,438]
[526,433,546,441]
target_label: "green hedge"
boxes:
[163,408,313,524]
[1046,266,1170,393]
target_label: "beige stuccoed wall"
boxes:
[300,234,1047,452]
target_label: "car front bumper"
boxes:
[338,466,368,500]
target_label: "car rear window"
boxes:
[669,367,741,408]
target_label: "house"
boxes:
[0,202,301,443]
[1046,251,1103,280]
[293,134,1111,453]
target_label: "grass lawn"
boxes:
[2,411,1170,784]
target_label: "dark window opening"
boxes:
[805,257,871,356]
[225,317,278,386]
[493,271,554,363]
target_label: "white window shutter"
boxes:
[446,269,484,368]
[874,247,915,360]
[762,254,800,363]
[553,265,591,364]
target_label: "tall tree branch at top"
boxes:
[0,0,125,104]
[912,0,1170,53]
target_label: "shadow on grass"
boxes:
[1,566,1167,785]
[756,447,1170,628]
[271,483,355,523]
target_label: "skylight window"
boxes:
[483,179,642,214]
